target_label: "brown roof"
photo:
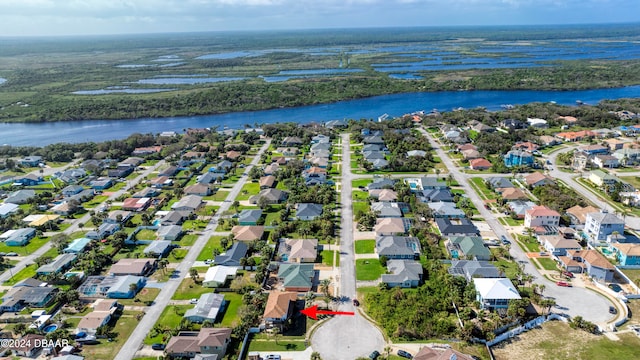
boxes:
[461,149,481,159]
[526,205,561,218]
[374,218,406,234]
[566,249,615,269]
[611,243,640,256]
[557,115,578,123]
[231,226,265,241]
[469,158,491,169]
[566,205,600,224]
[287,238,318,261]
[166,328,232,355]
[93,298,118,312]
[78,311,111,330]
[305,167,327,175]
[259,175,276,188]
[414,347,474,360]
[225,150,242,160]
[377,189,398,201]
[524,172,554,186]
[184,183,210,194]
[558,255,583,269]
[498,187,528,200]
[109,258,154,275]
[11,334,44,352]
[272,156,287,165]
[514,141,539,152]
[457,144,477,151]
[263,291,298,319]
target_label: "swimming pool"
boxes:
[43,324,58,333]
[451,250,459,259]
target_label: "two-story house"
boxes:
[584,211,625,243]
[524,206,560,228]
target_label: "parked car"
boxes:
[265,355,281,360]
[5,253,18,257]
[204,259,213,265]
[353,299,360,307]
[500,235,510,245]
[609,306,617,314]
[190,298,198,304]
[563,271,574,278]
[609,283,623,293]
[151,343,165,350]
[539,252,548,256]
[556,281,572,287]
[369,350,380,359]
[398,349,413,359]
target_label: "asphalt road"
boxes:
[115,140,271,360]
[0,160,166,283]
[419,128,612,324]
[311,133,385,360]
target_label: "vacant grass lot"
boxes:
[537,257,558,271]
[144,305,191,345]
[171,278,214,300]
[81,310,144,360]
[196,236,224,261]
[356,258,385,281]
[355,239,375,254]
[492,320,640,360]
[237,182,260,200]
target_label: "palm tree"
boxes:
[320,278,332,299]
[189,268,200,283]
[239,257,248,270]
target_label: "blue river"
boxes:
[2,86,640,146]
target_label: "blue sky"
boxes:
[0,0,637,36]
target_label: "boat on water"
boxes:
[501,104,514,109]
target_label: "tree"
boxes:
[320,278,332,299]
[232,200,240,213]
[240,257,248,270]
[257,196,269,210]
[189,268,200,283]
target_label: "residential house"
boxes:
[281,137,303,147]
[381,260,423,288]
[566,205,600,225]
[14,174,42,186]
[367,178,396,190]
[165,328,232,359]
[0,280,58,312]
[418,188,453,203]
[486,177,514,189]
[158,165,179,177]
[376,235,421,260]
[374,218,410,236]
[105,210,132,225]
[593,155,620,169]
[64,237,92,254]
[457,143,477,152]
[143,240,173,258]
[184,293,225,323]
[262,292,299,330]
[405,177,447,191]
[448,235,491,261]
[259,175,276,189]
[20,156,43,167]
[407,150,427,157]
[119,157,144,167]
[589,170,619,190]
[503,150,534,167]
[122,197,151,212]
[158,225,183,241]
[369,189,399,202]
[86,223,120,240]
[611,243,640,266]
[461,149,481,160]
[225,150,242,161]
[203,266,238,288]
[369,158,389,169]
[435,218,480,237]
[107,165,133,178]
[210,160,233,173]
[561,249,615,282]
[171,195,204,213]
[572,151,593,171]
[36,253,77,275]
[513,141,539,153]
[527,117,548,128]
[295,203,323,220]
[584,211,625,243]
[108,258,155,276]
[197,172,222,184]
[5,189,36,204]
[263,163,279,175]
[324,119,347,128]
[150,176,173,188]
[363,135,384,145]
[500,119,526,130]
[507,200,536,219]
[105,275,145,298]
[474,278,521,310]
[184,183,211,196]
[471,123,495,133]
[276,147,299,156]
[448,260,502,282]
[524,172,555,187]
[578,144,609,155]
[0,203,18,218]
[556,130,596,142]
[238,209,263,226]
[214,242,248,267]
[524,206,560,228]
[249,189,287,205]
[231,226,265,241]
[539,235,582,256]
[469,158,492,170]
[277,263,315,291]
[4,227,36,246]
[604,138,627,151]
[499,188,529,201]
[363,144,383,152]
[132,187,159,198]
[132,146,162,155]
[10,334,45,358]
[371,202,403,218]
[612,148,640,166]
[538,135,560,147]
[160,210,188,226]
[428,202,465,218]
[279,238,318,263]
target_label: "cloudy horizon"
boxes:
[0,0,637,37]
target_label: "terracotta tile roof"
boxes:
[526,205,560,218]
[469,158,492,169]
[524,172,554,186]
[566,205,600,224]
[263,291,298,319]
[231,226,265,241]
[499,187,528,200]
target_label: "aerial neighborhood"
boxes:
[1,104,640,359]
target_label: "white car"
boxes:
[190,298,198,304]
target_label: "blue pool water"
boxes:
[451,250,459,259]
[43,324,58,333]
[153,219,161,226]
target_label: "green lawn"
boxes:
[0,236,49,256]
[469,177,497,200]
[83,195,109,208]
[352,190,369,201]
[144,305,191,345]
[355,259,386,281]
[197,236,224,261]
[81,310,145,360]
[352,179,372,188]
[237,182,260,200]
[210,190,230,201]
[321,250,339,267]
[171,278,213,300]
[263,210,281,226]
[135,229,157,240]
[179,234,198,246]
[117,287,161,306]
[248,337,307,352]
[355,240,375,254]
[220,292,243,327]
[503,216,523,226]
[352,201,369,215]
[4,264,37,285]
[538,257,559,271]
[168,248,189,262]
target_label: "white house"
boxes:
[474,278,521,310]
[203,266,237,288]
